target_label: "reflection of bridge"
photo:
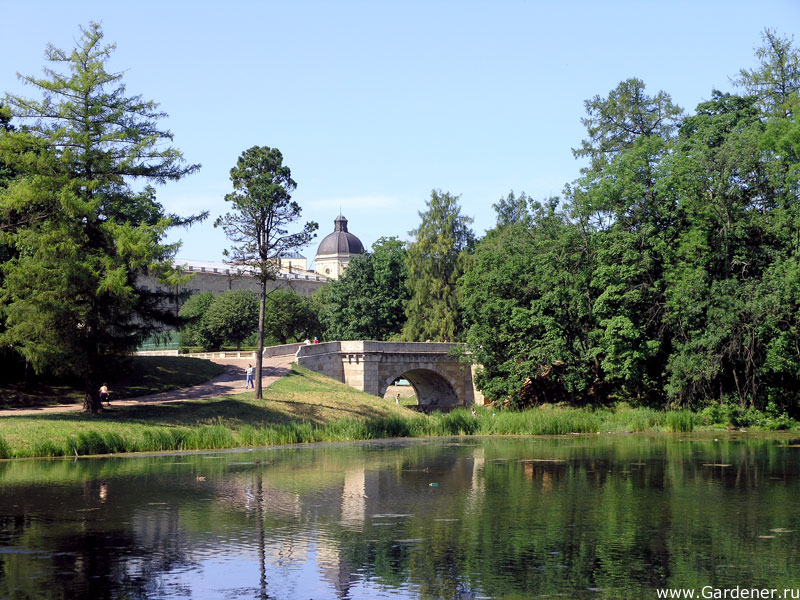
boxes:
[296,341,483,408]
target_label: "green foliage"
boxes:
[733,28,800,116]
[215,145,317,396]
[572,77,682,177]
[461,32,800,415]
[665,410,695,432]
[179,291,215,348]
[203,289,258,350]
[699,402,795,430]
[0,102,14,189]
[317,236,410,340]
[180,289,270,350]
[215,146,316,283]
[0,23,202,412]
[461,195,597,405]
[403,190,474,342]
[262,289,319,344]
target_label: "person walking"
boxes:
[99,383,111,406]
[245,364,254,389]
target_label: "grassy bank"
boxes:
[0,356,225,408]
[1,366,797,459]
[0,366,416,458]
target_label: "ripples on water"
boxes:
[2,434,800,599]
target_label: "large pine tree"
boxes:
[0,23,204,412]
[215,145,317,399]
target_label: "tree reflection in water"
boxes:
[1,435,800,598]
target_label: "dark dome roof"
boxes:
[316,215,365,256]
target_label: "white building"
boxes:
[314,215,365,280]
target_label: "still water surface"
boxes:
[2,433,800,599]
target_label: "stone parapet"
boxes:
[296,341,482,407]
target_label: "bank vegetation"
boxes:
[2,365,798,460]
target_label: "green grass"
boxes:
[665,409,696,432]
[0,365,420,458]
[0,356,225,408]
[4,364,798,459]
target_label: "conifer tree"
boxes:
[403,190,474,342]
[215,145,317,398]
[0,23,203,412]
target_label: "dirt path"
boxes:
[0,355,294,417]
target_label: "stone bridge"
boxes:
[295,341,483,409]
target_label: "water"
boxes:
[2,433,800,599]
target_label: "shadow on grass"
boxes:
[0,383,83,408]
[0,357,226,409]
[28,399,298,428]
[266,397,408,424]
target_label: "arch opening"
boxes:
[380,368,460,410]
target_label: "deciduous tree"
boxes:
[203,290,258,351]
[262,289,319,345]
[317,237,409,341]
[178,291,216,350]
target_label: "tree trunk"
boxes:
[254,279,267,399]
[83,372,102,413]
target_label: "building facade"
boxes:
[314,214,365,280]
[137,258,327,314]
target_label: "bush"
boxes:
[700,403,745,428]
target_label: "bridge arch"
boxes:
[295,341,483,407]
[380,369,460,408]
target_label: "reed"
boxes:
[183,425,237,450]
[6,365,787,460]
[665,410,695,432]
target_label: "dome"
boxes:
[316,215,365,256]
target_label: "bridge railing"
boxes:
[295,341,463,358]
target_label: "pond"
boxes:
[2,433,800,599]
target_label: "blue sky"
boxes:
[2,1,799,266]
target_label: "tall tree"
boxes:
[573,77,683,182]
[215,145,317,398]
[317,236,410,341]
[461,195,598,405]
[569,79,683,402]
[403,190,474,342]
[663,92,784,408]
[0,23,203,412]
[734,28,800,117]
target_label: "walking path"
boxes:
[0,355,294,417]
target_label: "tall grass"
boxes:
[0,405,724,459]
[665,410,695,432]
